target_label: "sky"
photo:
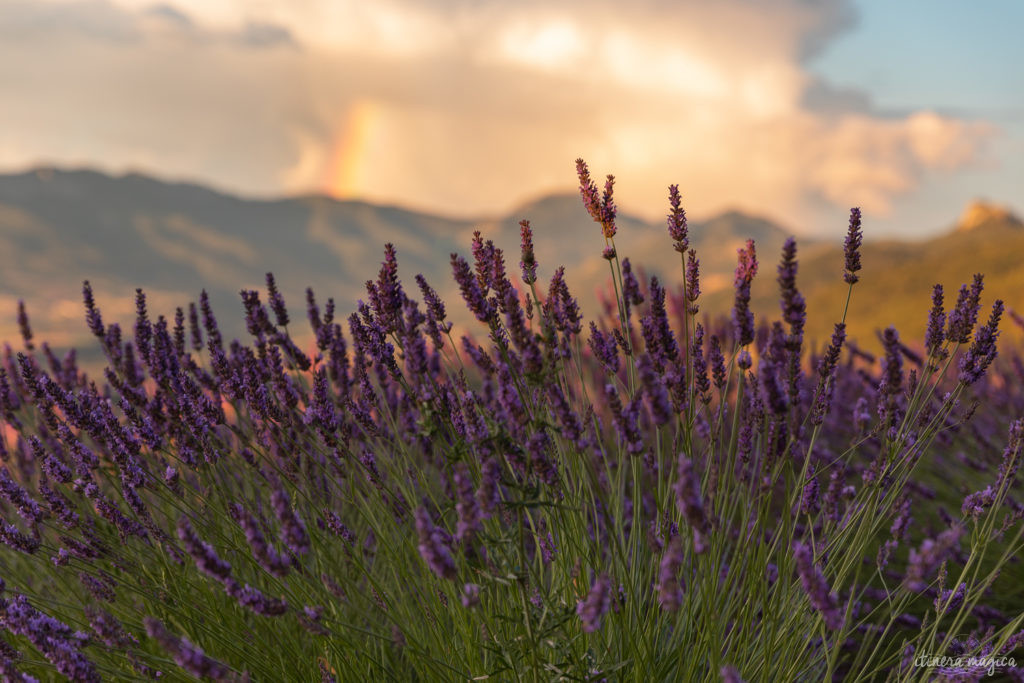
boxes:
[0,0,1021,238]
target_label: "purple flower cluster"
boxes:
[0,159,1020,680]
[416,506,457,580]
[577,573,612,633]
[144,618,233,680]
[576,159,617,239]
[843,207,863,285]
[731,240,758,347]
[792,541,844,630]
[1,592,98,681]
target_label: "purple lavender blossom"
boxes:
[843,207,863,284]
[144,618,232,680]
[461,583,480,608]
[16,301,33,351]
[227,582,287,616]
[720,666,745,683]
[476,458,501,516]
[958,299,1003,384]
[620,258,644,319]
[188,301,203,351]
[924,284,947,362]
[691,324,711,402]
[177,516,232,581]
[605,383,644,456]
[637,353,672,426]
[270,475,311,555]
[588,323,620,374]
[519,220,538,285]
[0,466,44,523]
[1,594,99,681]
[946,274,984,344]
[657,535,686,611]
[799,466,820,516]
[685,249,700,314]
[545,266,583,341]
[674,453,710,538]
[666,184,688,251]
[962,486,994,519]
[451,253,494,323]
[576,159,617,239]
[731,240,758,346]
[229,503,292,578]
[777,237,806,341]
[454,464,482,543]
[576,573,612,633]
[934,582,967,612]
[527,430,559,486]
[877,326,904,429]
[86,607,137,648]
[904,527,963,591]
[367,245,405,335]
[79,572,115,603]
[709,335,727,389]
[641,276,679,369]
[415,506,457,581]
[792,541,844,630]
[265,272,289,328]
[996,419,1024,489]
[82,281,104,338]
[809,323,845,424]
[890,496,913,541]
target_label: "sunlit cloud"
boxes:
[0,0,1000,233]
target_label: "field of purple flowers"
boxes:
[1,159,1023,681]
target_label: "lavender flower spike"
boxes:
[667,184,688,252]
[674,453,710,538]
[657,535,686,610]
[271,476,312,556]
[415,506,457,580]
[958,299,1003,385]
[576,573,612,633]
[576,158,617,239]
[144,618,232,680]
[0,466,45,523]
[721,666,745,683]
[924,284,946,361]
[843,207,863,284]
[519,220,538,285]
[177,516,232,582]
[792,541,844,630]
[16,301,33,351]
[1,594,99,681]
[731,240,758,347]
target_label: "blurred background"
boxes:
[0,0,1021,362]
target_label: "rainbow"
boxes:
[322,99,380,199]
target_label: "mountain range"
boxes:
[0,167,1021,365]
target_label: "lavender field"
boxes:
[1,160,1023,681]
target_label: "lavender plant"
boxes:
[0,162,1022,682]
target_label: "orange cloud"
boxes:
[1,0,1001,233]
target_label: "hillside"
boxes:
[0,168,791,360]
[700,202,1024,354]
[1,166,1020,364]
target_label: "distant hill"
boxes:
[701,202,1024,354]
[954,199,1024,233]
[0,166,1020,366]
[0,167,795,361]
[0,167,473,356]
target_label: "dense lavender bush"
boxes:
[1,160,1024,681]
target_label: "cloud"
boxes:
[0,0,998,231]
